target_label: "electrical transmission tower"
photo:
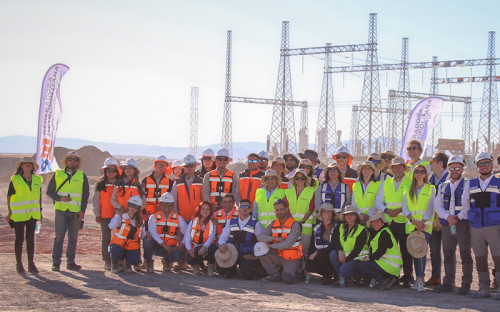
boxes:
[429,56,442,156]
[190,87,199,156]
[221,31,232,156]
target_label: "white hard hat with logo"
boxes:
[182,154,200,166]
[102,157,119,169]
[257,150,269,160]
[171,160,182,168]
[475,152,493,164]
[159,192,175,203]
[254,242,270,257]
[123,158,139,169]
[128,195,143,207]
[154,155,169,165]
[199,148,215,160]
[448,155,466,167]
[216,148,231,159]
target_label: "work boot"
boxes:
[192,264,201,275]
[118,260,125,272]
[51,264,60,272]
[472,288,491,298]
[492,277,498,291]
[16,263,26,274]
[174,259,188,271]
[67,263,82,271]
[103,261,111,271]
[321,275,333,285]
[111,263,119,274]
[28,262,39,274]
[492,290,500,300]
[378,277,398,290]
[262,273,281,283]
[433,283,454,293]
[207,263,216,277]
[133,265,142,272]
[147,260,155,274]
[456,284,470,295]
[140,259,148,269]
[424,276,441,286]
[161,259,171,273]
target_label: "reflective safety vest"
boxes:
[99,183,116,219]
[286,186,316,235]
[468,176,500,228]
[190,217,215,248]
[430,171,449,189]
[343,177,356,194]
[227,217,258,254]
[271,217,303,260]
[370,227,402,277]
[255,187,286,227]
[115,178,142,210]
[239,169,264,206]
[313,222,334,250]
[439,178,466,226]
[154,211,180,246]
[320,182,347,214]
[404,183,435,234]
[279,175,290,190]
[214,207,239,236]
[176,175,203,222]
[9,174,42,222]
[54,170,84,212]
[383,177,410,224]
[209,169,234,206]
[339,224,369,260]
[110,217,141,250]
[353,181,381,214]
[144,173,170,215]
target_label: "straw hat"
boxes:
[289,168,311,186]
[15,156,39,172]
[215,243,239,268]
[61,151,83,168]
[380,150,397,158]
[325,161,344,181]
[356,160,378,177]
[407,231,428,258]
[261,170,282,186]
[388,157,410,175]
[367,211,388,228]
[339,205,360,222]
[316,203,335,221]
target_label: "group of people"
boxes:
[5,141,500,300]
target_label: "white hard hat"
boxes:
[123,158,138,169]
[171,160,182,168]
[333,146,352,157]
[128,195,142,207]
[448,155,466,167]
[199,148,215,160]
[102,157,119,169]
[154,155,169,164]
[216,148,231,158]
[257,150,269,160]
[159,192,175,203]
[182,154,199,166]
[253,242,270,257]
[475,152,493,164]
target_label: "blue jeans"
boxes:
[109,244,141,265]
[52,209,81,265]
[143,238,181,263]
[358,260,393,281]
[413,231,431,278]
[329,249,340,276]
[339,260,361,278]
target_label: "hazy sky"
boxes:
[1,0,498,149]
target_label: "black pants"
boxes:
[389,221,412,280]
[305,249,333,278]
[186,244,217,267]
[14,218,37,264]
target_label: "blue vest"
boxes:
[376,171,389,182]
[430,171,449,189]
[439,179,465,226]
[314,166,323,179]
[227,217,258,254]
[468,176,500,228]
[320,182,347,213]
[313,222,334,250]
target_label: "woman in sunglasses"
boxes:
[402,163,436,292]
[315,161,351,217]
[368,153,389,182]
[196,148,217,179]
[352,161,381,224]
[298,159,319,188]
[93,157,120,270]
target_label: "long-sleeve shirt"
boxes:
[257,218,301,250]
[314,181,351,212]
[8,175,43,211]
[330,224,368,262]
[374,176,407,212]
[202,168,240,204]
[92,180,118,217]
[434,177,467,220]
[108,213,146,238]
[218,216,263,245]
[367,226,393,261]
[182,219,216,251]
[402,185,436,221]
[147,212,187,245]
[252,187,281,219]
[461,173,495,219]
[46,170,90,213]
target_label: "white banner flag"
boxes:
[400,97,444,160]
[36,64,70,173]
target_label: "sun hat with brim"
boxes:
[254,242,270,257]
[339,205,360,221]
[299,149,321,164]
[261,170,282,186]
[387,157,410,175]
[299,159,312,166]
[380,150,397,158]
[290,168,311,186]
[368,153,381,161]
[271,156,286,165]
[15,157,39,172]
[325,161,344,181]
[61,151,83,168]
[283,153,299,163]
[316,203,336,221]
[407,231,428,258]
[366,211,388,228]
[356,160,378,177]
[215,243,239,268]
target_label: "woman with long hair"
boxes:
[111,158,146,213]
[6,157,43,274]
[298,159,319,188]
[183,201,217,275]
[402,163,435,292]
[352,160,381,224]
[315,161,351,216]
[196,148,217,179]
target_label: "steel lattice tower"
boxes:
[463,99,473,154]
[353,13,383,155]
[298,104,308,153]
[221,31,232,156]
[270,21,296,154]
[350,106,359,153]
[315,43,337,157]
[190,86,199,156]
[478,31,500,153]
[428,56,442,156]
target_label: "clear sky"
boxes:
[1,0,498,149]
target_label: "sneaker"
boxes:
[472,288,491,298]
[433,283,454,293]
[379,277,398,290]
[104,262,111,271]
[51,264,60,272]
[262,273,281,283]
[16,263,26,274]
[339,277,346,288]
[417,281,425,292]
[369,278,377,288]
[456,284,470,295]
[67,263,82,271]
[305,274,312,284]
[28,262,39,274]
[425,276,441,286]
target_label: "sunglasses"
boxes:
[300,165,312,169]
[335,155,347,160]
[202,157,213,161]
[128,204,141,209]
[259,159,268,162]
[184,164,196,168]
[160,202,174,206]
[413,169,426,175]
[67,158,79,162]
[448,167,463,172]
[240,205,251,209]
[284,158,295,162]
[105,169,117,173]
[216,157,228,161]
[369,159,381,164]
[381,155,394,160]
[247,159,258,163]
[327,169,340,173]
[477,161,492,167]
[406,146,418,151]
[294,176,306,180]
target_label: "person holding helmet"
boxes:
[171,154,203,223]
[143,192,187,274]
[47,151,90,272]
[142,155,173,217]
[283,153,300,178]
[332,146,357,192]
[368,153,388,181]
[433,155,473,295]
[6,157,43,274]
[271,156,290,189]
[253,170,286,227]
[202,148,240,209]
[239,153,265,206]
[111,158,146,213]
[92,157,120,270]
[196,148,217,179]
[299,149,323,180]
[315,161,351,215]
[108,195,146,273]
[461,152,500,299]
[352,161,381,224]
[380,150,397,177]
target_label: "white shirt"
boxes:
[218,216,263,245]
[182,219,216,251]
[375,175,407,212]
[461,173,495,219]
[402,185,435,221]
[147,211,188,245]
[108,213,146,238]
[434,177,465,220]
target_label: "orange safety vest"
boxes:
[209,169,234,205]
[279,175,289,190]
[110,217,141,250]
[239,169,264,205]
[144,173,170,215]
[99,183,116,219]
[271,217,303,260]
[115,178,142,211]
[214,207,239,236]
[190,217,214,248]
[154,211,180,246]
[343,177,356,194]
[176,175,203,221]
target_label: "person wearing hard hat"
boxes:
[108,195,146,273]
[271,156,290,189]
[257,150,270,172]
[171,160,185,181]
[111,158,146,214]
[171,154,203,223]
[196,148,216,179]
[47,151,90,272]
[352,161,381,224]
[239,153,265,206]
[283,153,300,179]
[315,161,351,216]
[380,150,397,177]
[368,153,389,182]
[141,155,173,218]
[461,152,500,299]
[92,157,120,270]
[433,155,473,295]
[202,148,240,209]
[332,146,357,192]
[143,192,187,274]
[253,170,286,227]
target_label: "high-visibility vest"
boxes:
[176,175,203,222]
[439,179,465,226]
[313,222,333,250]
[209,169,234,205]
[214,207,239,235]
[54,170,84,212]
[239,169,264,206]
[382,177,410,224]
[144,173,170,215]
[353,181,381,214]
[279,175,289,190]
[115,178,142,211]
[271,217,303,260]
[9,174,42,222]
[255,187,286,227]
[286,186,316,235]
[110,217,141,250]
[468,176,500,228]
[339,224,369,260]
[404,183,435,234]
[227,217,258,254]
[320,182,347,214]
[99,183,116,219]
[154,211,180,246]
[370,227,402,277]
[190,217,214,248]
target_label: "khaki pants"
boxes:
[258,250,301,283]
[441,222,473,286]
[470,225,500,289]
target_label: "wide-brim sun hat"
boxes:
[325,161,345,181]
[356,160,379,177]
[367,211,388,228]
[61,151,83,168]
[290,168,311,186]
[387,157,410,175]
[316,203,335,221]
[380,150,397,158]
[298,149,320,164]
[283,153,299,164]
[15,156,39,172]
[215,243,239,268]
[261,170,282,185]
[407,231,428,258]
[254,242,270,257]
[339,205,360,222]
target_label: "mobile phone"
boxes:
[80,220,84,230]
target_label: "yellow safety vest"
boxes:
[54,170,84,212]
[353,181,381,214]
[286,186,316,235]
[370,227,402,277]
[404,183,434,234]
[383,177,410,224]
[255,187,286,228]
[339,224,369,260]
[9,174,42,222]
